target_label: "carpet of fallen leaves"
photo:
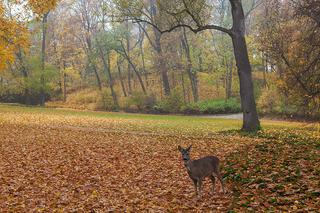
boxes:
[223,129,320,212]
[0,106,319,212]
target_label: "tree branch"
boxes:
[133,18,232,35]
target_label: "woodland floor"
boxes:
[0,104,319,212]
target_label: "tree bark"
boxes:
[40,12,49,106]
[230,0,260,131]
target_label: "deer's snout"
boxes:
[182,154,189,161]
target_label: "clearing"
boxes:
[0,104,319,212]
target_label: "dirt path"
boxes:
[196,113,243,120]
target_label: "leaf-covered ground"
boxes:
[0,105,319,212]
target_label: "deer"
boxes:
[178,145,225,198]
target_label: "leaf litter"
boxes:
[0,109,319,212]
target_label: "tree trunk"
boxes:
[225,59,233,100]
[117,59,128,97]
[98,45,119,108]
[181,28,199,102]
[107,54,119,108]
[92,64,102,91]
[139,26,149,87]
[150,0,170,96]
[262,54,268,88]
[181,71,187,103]
[16,47,30,105]
[40,12,49,106]
[63,61,67,102]
[126,20,132,95]
[120,43,147,94]
[230,0,260,131]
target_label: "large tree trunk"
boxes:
[40,12,49,106]
[181,28,199,102]
[230,0,260,131]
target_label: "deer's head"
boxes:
[178,145,192,161]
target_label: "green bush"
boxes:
[182,98,241,114]
[153,89,184,113]
[124,91,156,112]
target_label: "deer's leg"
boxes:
[198,179,203,198]
[210,175,216,194]
[192,179,198,196]
[217,172,225,194]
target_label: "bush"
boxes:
[181,98,241,114]
[257,88,281,114]
[99,89,118,111]
[124,91,156,112]
[153,89,184,113]
[258,87,320,118]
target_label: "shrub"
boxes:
[257,88,281,113]
[124,91,156,112]
[99,89,117,111]
[182,98,241,114]
[180,103,201,114]
[153,89,184,113]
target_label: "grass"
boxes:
[0,104,320,135]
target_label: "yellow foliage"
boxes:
[0,2,29,70]
[28,0,59,16]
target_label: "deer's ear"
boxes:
[178,145,183,152]
[187,145,192,151]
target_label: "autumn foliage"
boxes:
[28,0,59,16]
[0,3,29,70]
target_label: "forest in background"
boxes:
[0,0,319,119]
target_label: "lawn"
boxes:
[0,104,319,212]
